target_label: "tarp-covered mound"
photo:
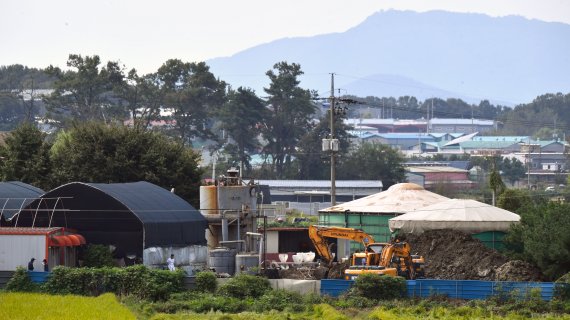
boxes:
[320,183,449,214]
[389,199,520,234]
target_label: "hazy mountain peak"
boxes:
[208,10,570,105]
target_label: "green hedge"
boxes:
[39,265,184,301]
[4,267,41,292]
[349,274,407,300]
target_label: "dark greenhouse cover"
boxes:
[0,181,45,221]
[14,181,207,253]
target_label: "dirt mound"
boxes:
[327,261,350,279]
[403,229,541,281]
[495,260,543,282]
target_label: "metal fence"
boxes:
[321,279,560,301]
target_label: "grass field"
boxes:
[0,292,135,320]
[2,292,570,319]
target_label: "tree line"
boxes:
[0,54,568,185]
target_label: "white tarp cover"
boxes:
[319,183,449,214]
[389,199,520,233]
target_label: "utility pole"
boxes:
[322,74,355,206]
[329,73,336,206]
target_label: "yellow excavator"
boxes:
[308,225,425,280]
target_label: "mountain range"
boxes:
[207,10,570,106]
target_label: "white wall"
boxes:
[266,231,279,253]
[0,235,45,271]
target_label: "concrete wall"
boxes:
[268,279,320,295]
[213,278,320,295]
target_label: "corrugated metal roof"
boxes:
[443,132,479,146]
[459,141,520,149]
[406,166,468,173]
[347,131,381,139]
[378,133,435,140]
[256,180,382,188]
[473,136,529,142]
[431,119,494,125]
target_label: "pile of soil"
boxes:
[327,261,350,279]
[402,229,543,281]
[494,260,543,282]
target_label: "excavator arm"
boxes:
[308,225,376,265]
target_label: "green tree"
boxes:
[262,62,316,178]
[0,123,52,189]
[504,202,570,280]
[157,59,226,146]
[44,54,124,123]
[338,142,406,188]
[112,69,165,130]
[497,188,532,213]
[489,160,506,206]
[49,122,203,205]
[500,158,526,186]
[217,87,267,175]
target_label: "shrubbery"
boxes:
[217,273,271,299]
[36,265,184,301]
[194,271,217,293]
[82,244,115,268]
[4,267,41,292]
[252,289,305,313]
[348,274,407,300]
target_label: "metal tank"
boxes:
[209,247,236,275]
[200,186,220,247]
[199,185,218,215]
[235,253,259,274]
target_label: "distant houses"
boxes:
[344,118,569,187]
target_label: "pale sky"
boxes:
[1,0,569,74]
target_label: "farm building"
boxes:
[0,227,84,271]
[10,181,208,271]
[389,199,520,249]
[317,183,449,259]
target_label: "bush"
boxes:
[4,267,40,292]
[42,265,185,301]
[252,289,305,312]
[350,274,407,300]
[83,244,115,268]
[194,271,217,293]
[217,274,271,299]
